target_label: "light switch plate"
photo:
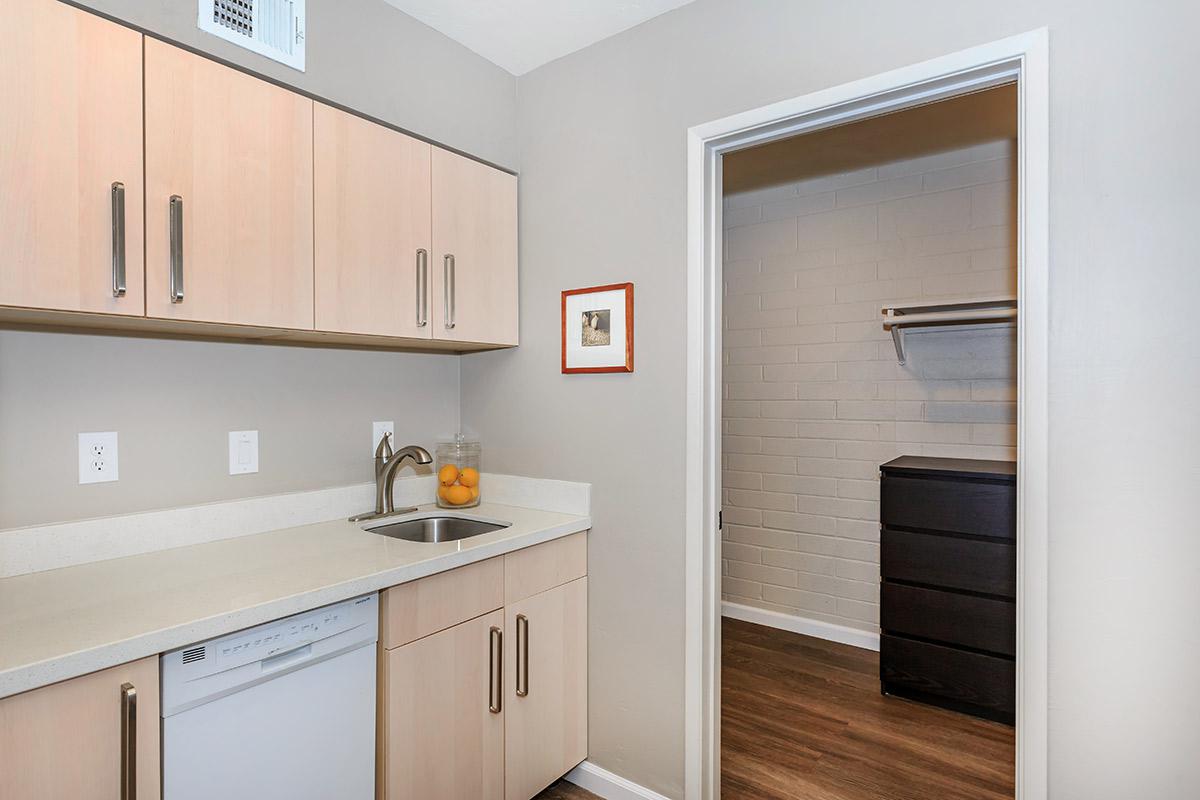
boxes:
[228,430,259,475]
[78,431,119,484]
[372,421,394,455]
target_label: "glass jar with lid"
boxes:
[435,434,481,509]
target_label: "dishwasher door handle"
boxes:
[261,643,313,672]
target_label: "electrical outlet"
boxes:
[228,430,259,475]
[78,432,119,484]
[372,421,394,455]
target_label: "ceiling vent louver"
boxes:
[198,0,306,72]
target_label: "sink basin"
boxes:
[364,516,510,543]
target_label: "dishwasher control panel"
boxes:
[217,605,346,664]
[161,593,378,717]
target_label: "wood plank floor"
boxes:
[536,617,1013,800]
[721,618,1013,800]
[534,779,599,799]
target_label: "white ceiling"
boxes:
[382,0,699,75]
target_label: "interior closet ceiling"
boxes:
[380,0,698,74]
[725,84,1018,194]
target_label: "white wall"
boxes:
[721,138,1017,633]
[462,0,1200,796]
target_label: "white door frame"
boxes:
[684,30,1050,800]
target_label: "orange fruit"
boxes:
[444,484,472,505]
[459,467,480,488]
[438,485,451,501]
[469,486,480,500]
[438,464,459,486]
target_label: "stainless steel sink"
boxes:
[363,516,510,543]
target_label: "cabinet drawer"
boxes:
[881,529,1015,597]
[381,557,504,649]
[504,532,587,604]
[881,635,1014,723]
[881,475,1014,538]
[881,583,1015,656]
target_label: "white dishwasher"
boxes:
[161,593,378,800]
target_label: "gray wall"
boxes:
[71,0,518,168]
[0,0,516,529]
[461,0,1200,797]
[0,332,458,528]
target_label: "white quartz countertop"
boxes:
[0,502,590,699]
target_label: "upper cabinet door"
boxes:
[0,0,144,315]
[431,148,518,346]
[314,104,432,338]
[144,39,314,329]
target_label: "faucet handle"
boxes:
[375,431,395,460]
[374,432,394,481]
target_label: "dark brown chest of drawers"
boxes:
[879,456,1016,724]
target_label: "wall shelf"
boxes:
[882,296,1017,365]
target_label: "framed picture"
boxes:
[561,283,634,374]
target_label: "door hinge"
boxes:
[718,510,723,530]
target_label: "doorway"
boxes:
[683,32,1050,800]
[720,84,1017,799]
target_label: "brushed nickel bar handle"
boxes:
[168,196,184,303]
[120,682,137,800]
[111,182,126,298]
[416,249,429,327]
[515,613,529,698]
[443,254,456,329]
[489,626,502,714]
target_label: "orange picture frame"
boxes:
[561,283,634,374]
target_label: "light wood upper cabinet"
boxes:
[0,0,144,315]
[0,3,520,350]
[0,656,160,800]
[314,104,432,338]
[144,39,314,329]
[504,577,588,800]
[380,610,505,800]
[431,147,519,346]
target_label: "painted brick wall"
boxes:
[721,139,1017,633]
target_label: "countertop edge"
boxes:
[0,514,591,700]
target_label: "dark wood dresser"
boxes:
[879,456,1016,724]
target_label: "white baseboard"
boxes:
[722,600,880,651]
[565,760,673,800]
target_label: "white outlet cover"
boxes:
[372,421,394,455]
[228,430,259,475]
[78,431,119,485]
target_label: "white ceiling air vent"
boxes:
[198,0,306,71]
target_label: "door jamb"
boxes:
[683,29,1050,800]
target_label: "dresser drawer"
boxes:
[881,474,1015,539]
[881,529,1015,597]
[881,635,1014,723]
[881,583,1015,656]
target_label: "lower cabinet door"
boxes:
[0,656,160,800]
[505,577,588,800]
[382,609,505,800]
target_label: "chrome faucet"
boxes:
[349,433,433,522]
